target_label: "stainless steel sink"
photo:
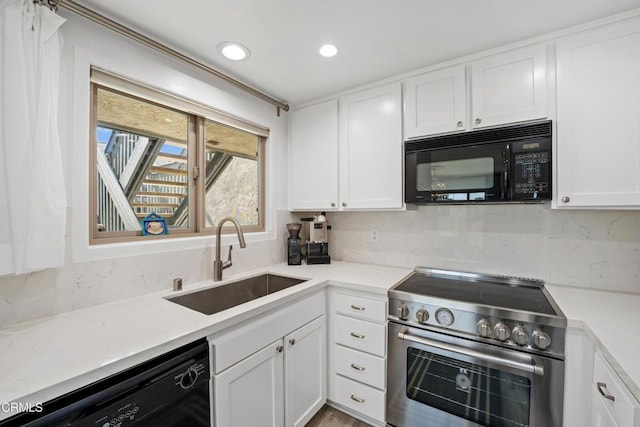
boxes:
[167,274,308,315]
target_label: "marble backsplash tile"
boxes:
[0,210,295,329]
[319,204,640,293]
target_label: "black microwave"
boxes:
[405,120,552,204]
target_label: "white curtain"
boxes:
[0,0,66,275]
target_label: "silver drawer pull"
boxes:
[350,394,365,403]
[350,363,365,372]
[597,382,615,401]
[350,304,366,311]
[350,332,365,339]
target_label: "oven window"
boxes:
[406,347,531,427]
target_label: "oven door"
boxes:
[386,322,564,427]
[405,143,508,203]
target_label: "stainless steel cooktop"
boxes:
[388,267,567,358]
[392,267,557,315]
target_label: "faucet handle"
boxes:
[222,245,233,270]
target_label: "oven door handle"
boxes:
[397,328,544,376]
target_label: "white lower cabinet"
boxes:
[215,339,285,427]
[209,292,326,427]
[564,327,640,427]
[284,316,326,427]
[328,289,387,426]
[592,351,640,427]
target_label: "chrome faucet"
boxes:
[213,216,247,282]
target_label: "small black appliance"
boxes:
[287,223,302,265]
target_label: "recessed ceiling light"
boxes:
[319,44,338,58]
[217,41,251,61]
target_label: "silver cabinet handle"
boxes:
[276,345,283,353]
[350,304,365,311]
[289,338,296,346]
[350,332,365,339]
[562,196,570,203]
[331,202,336,207]
[350,363,365,372]
[597,382,615,401]
[350,394,365,403]
[456,121,463,127]
[342,202,347,207]
[398,327,544,376]
[475,118,482,125]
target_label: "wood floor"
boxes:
[305,405,373,427]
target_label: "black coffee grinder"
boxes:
[287,223,302,265]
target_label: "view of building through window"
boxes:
[92,81,264,241]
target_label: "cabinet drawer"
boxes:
[334,345,385,390]
[334,293,387,322]
[334,292,386,323]
[333,374,385,422]
[593,352,640,427]
[334,315,386,356]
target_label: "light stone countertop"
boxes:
[546,284,640,402]
[0,261,639,422]
[0,261,412,421]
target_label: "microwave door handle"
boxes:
[502,147,510,199]
[397,327,544,376]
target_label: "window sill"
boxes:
[73,231,273,264]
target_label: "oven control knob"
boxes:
[532,331,551,350]
[397,305,409,320]
[494,322,511,341]
[512,326,530,346]
[415,309,429,324]
[476,319,493,338]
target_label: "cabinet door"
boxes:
[556,19,640,207]
[284,316,326,427]
[339,82,403,209]
[404,64,467,138]
[471,44,548,128]
[564,327,595,427]
[591,386,619,427]
[214,340,285,427]
[290,100,339,210]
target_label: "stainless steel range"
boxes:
[386,267,566,427]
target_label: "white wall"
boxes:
[0,12,292,328]
[322,205,640,293]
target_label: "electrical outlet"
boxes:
[370,228,379,243]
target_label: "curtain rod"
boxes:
[58,0,290,114]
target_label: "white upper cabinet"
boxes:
[403,44,548,139]
[289,84,403,211]
[289,100,339,210]
[338,82,403,210]
[556,18,640,208]
[470,44,548,129]
[404,64,467,138]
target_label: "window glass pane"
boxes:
[204,120,259,228]
[95,87,190,233]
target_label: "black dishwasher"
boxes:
[0,339,210,427]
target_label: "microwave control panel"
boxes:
[511,139,551,201]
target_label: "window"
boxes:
[90,69,267,243]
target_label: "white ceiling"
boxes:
[78,0,640,107]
